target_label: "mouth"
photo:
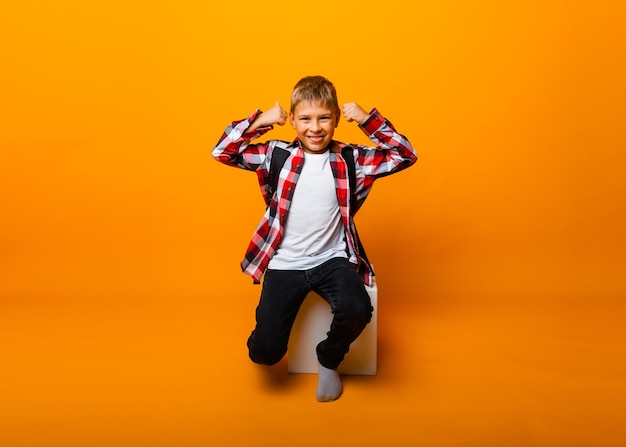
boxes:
[307,136,325,144]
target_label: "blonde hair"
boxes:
[290,76,339,114]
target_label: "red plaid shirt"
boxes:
[212,108,417,285]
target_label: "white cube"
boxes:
[287,283,377,375]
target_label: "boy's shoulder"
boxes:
[269,139,298,151]
[331,140,349,149]
[330,140,361,153]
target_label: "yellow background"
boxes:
[1,1,625,446]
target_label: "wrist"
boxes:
[358,114,371,125]
[358,108,381,131]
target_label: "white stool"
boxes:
[287,283,377,375]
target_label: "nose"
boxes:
[311,120,321,132]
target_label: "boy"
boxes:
[212,76,417,402]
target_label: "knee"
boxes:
[247,333,286,366]
[339,301,373,326]
[248,349,284,366]
[357,303,373,324]
[248,348,286,366]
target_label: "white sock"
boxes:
[316,363,343,402]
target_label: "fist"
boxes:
[342,102,370,124]
[260,101,288,127]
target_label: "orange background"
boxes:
[1,1,625,446]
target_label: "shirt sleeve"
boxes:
[355,108,418,178]
[212,109,274,171]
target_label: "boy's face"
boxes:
[289,101,339,154]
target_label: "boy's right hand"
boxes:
[255,101,288,128]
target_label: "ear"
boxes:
[289,112,295,128]
[335,111,341,128]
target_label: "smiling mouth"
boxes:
[308,136,325,143]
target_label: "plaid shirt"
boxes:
[212,108,417,285]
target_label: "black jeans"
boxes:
[247,257,373,370]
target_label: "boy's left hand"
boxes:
[342,103,370,125]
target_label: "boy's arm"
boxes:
[343,103,417,178]
[245,101,287,135]
[212,102,288,171]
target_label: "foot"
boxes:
[316,363,343,402]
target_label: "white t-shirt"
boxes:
[268,151,347,270]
